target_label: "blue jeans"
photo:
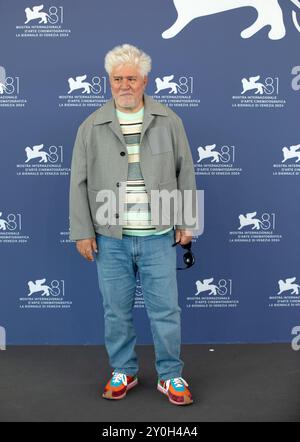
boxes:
[95,228,184,381]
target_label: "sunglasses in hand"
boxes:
[172,239,195,270]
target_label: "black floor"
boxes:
[0,344,299,422]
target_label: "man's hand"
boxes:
[175,229,193,245]
[76,237,98,262]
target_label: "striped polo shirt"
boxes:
[116,107,173,236]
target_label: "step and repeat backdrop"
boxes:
[1,0,300,344]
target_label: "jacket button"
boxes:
[116,182,120,187]
[120,152,126,156]
[115,213,119,219]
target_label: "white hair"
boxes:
[104,44,152,77]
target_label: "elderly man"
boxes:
[69,44,197,406]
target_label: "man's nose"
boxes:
[120,78,130,88]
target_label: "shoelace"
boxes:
[165,377,188,391]
[111,371,127,386]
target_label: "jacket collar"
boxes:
[93,94,168,125]
[92,94,168,147]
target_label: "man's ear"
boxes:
[144,76,148,87]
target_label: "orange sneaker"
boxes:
[102,371,138,400]
[157,377,193,405]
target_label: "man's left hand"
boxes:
[175,228,193,245]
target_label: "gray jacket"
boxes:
[69,94,197,240]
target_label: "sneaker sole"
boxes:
[102,378,138,400]
[157,383,193,406]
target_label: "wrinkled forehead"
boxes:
[110,63,144,78]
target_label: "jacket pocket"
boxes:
[158,178,177,191]
[147,127,173,155]
[156,178,178,225]
[87,188,110,227]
